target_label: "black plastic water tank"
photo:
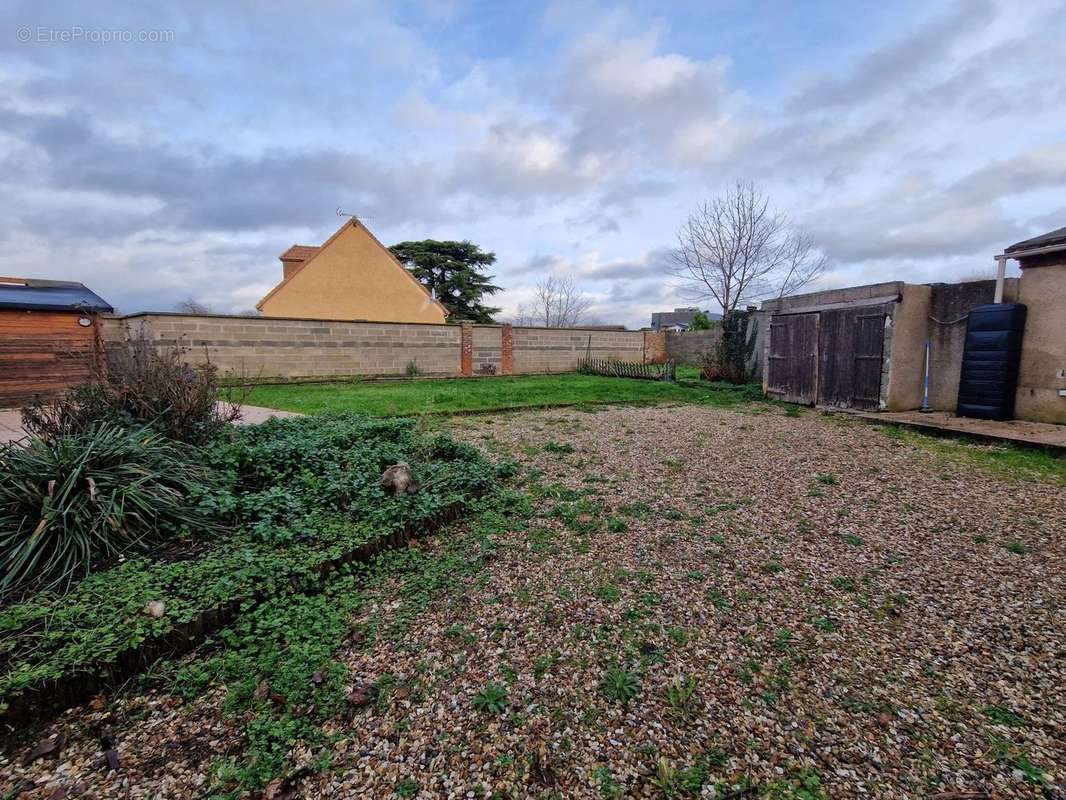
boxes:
[956,303,1027,420]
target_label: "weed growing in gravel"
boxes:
[543,440,575,455]
[842,533,864,546]
[831,576,857,592]
[810,616,835,632]
[594,765,622,798]
[600,664,641,704]
[472,682,509,714]
[815,473,838,485]
[594,582,621,602]
[983,704,1025,727]
[707,588,731,612]
[985,731,1046,785]
[762,556,784,574]
[395,777,419,797]
[606,516,629,533]
[664,674,698,719]
[1004,539,1027,555]
[761,766,827,799]
[619,501,651,517]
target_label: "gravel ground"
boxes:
[3,404,1064,799]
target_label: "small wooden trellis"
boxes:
[580,358,676,381]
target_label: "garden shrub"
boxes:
[21,327,247,446]
[700,310,758,384]
[0,424,216,596]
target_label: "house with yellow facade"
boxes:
[256,218,449,323]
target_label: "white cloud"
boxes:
[0,0,1063,326]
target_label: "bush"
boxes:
[21,328,248,446]
[0,424,216,595]
[700,310,758,384]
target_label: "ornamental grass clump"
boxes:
[0,423,216,596]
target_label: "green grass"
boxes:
[240,373,764,417]
[881,425,1065,485]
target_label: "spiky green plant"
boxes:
[0,424,215,595]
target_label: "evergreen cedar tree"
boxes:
[389,240,503,324]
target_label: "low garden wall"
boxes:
[100,313,656,381]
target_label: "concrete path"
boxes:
[0,409,21,445]
[843,408,1066,453]
[0,404,300,445]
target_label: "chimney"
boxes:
[278,245,319,280]
[281,256,302,280]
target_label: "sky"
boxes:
[1,0,1064,328]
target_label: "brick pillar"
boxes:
[501,324,513,375]
[461,321,473,376]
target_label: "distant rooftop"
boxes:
[0,277,113,313]
[1005,226,1066,254]
[649,308,721,331]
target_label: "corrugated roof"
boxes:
[0,277,113,313]
[1005,226,1066,254]
[279,245,319,261]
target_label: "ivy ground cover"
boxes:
[0,413,498,727]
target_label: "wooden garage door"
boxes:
[0,310,99,407]
[766,312,818,404]
[817,307,886,410]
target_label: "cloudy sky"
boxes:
[2,0,1064,328]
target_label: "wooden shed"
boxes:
[0,277,113,407]
[761,281,931,411]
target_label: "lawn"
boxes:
[5,401,1064,799]
[241,371,760,416]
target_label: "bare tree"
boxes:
[175,298,214,314]
[515,275,594,328]
[670,181,827,313]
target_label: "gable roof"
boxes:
[0,277,113,313]
[1005,226,1066,254]
[255,219,449,317]
[279,245,320,261]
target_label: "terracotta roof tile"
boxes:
[279,245,319,261]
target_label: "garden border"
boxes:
[0,494,481,733]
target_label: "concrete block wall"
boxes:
[99,314,657,382]
[665,329,721,365]
[105,313,462,379]
[511,327,645,374]
[471,325,503,374]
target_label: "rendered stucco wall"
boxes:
[1015,261,1066,423]
[258,221,447,324]
[924,279,1019,411]
[884,284,931,411]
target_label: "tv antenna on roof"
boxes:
[337,207,373,221]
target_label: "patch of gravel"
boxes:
[4,403,1063,799]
